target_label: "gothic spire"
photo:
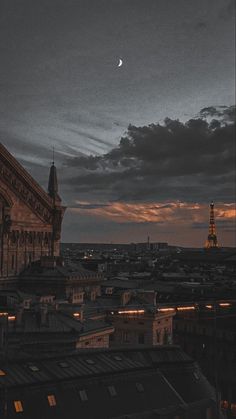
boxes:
[48,146,61,202]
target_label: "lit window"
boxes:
[47,394,56,407]
[221,400,229,410]
[14,401,23,413]
[136,383,144,393]
[0,369,6,376]
[79,390,88,401]
[231,403,236,416]
[108,386,117,397]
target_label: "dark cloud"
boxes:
[199,105,235,122]
[61,106,235,204]
[71,202,110,209]
[195,21,207,30]
[218,0,235,20]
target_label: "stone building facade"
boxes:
[0,143,65,278]
[107,306,174,347]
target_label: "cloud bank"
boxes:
[62,105,235,205]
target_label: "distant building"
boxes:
[108,305,174,347]
[205,201,219,249]
[19,256,103,300]
[0,301,114,356]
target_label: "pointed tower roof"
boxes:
[48,162,60,201]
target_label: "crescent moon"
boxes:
[118,58,123,67]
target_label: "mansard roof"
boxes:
[0,346,217,419]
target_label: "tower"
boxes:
[205,201,219,249]
[47,157,64,258]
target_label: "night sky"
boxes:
[1,0,235,246]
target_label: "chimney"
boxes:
[16,305,24,325]
[120,291,132,306]
[40,305,48,326]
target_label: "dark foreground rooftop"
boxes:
[0,345,218,419]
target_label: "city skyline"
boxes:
[1,0,235,246]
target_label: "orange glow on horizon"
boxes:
[70,201,235,225]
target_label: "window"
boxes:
[11,254,15,269]
[0,369,6,376]
[108,385,117,397]
[79,390,88,401]
[47,395,56,407]
[193,371,200,381]
[113,355,122,361]
[206,407,213,419]
[122,331,129,343]
[14,401,23,413]
[136,382,144,393]
[138,333,145,344]
[231,403,236,416]
[221,400,229,410]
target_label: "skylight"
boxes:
[28,365,40,372]
[85,359,95,365]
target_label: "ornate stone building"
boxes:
[0,143,65,279]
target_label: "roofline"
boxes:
[0,142,53,209]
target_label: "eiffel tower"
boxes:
[205,201,219,248]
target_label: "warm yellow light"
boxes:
[219,303,231,307]
[47,395,56,407]
[14,401,23,413]
[177,306,195,311]
[158,308,175,312]
[118,310,145,315]
[206,305,213,309]
[0,369,6,376]
[73,313,80,317]
[8,316,16,321]
[0,312,8,316]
